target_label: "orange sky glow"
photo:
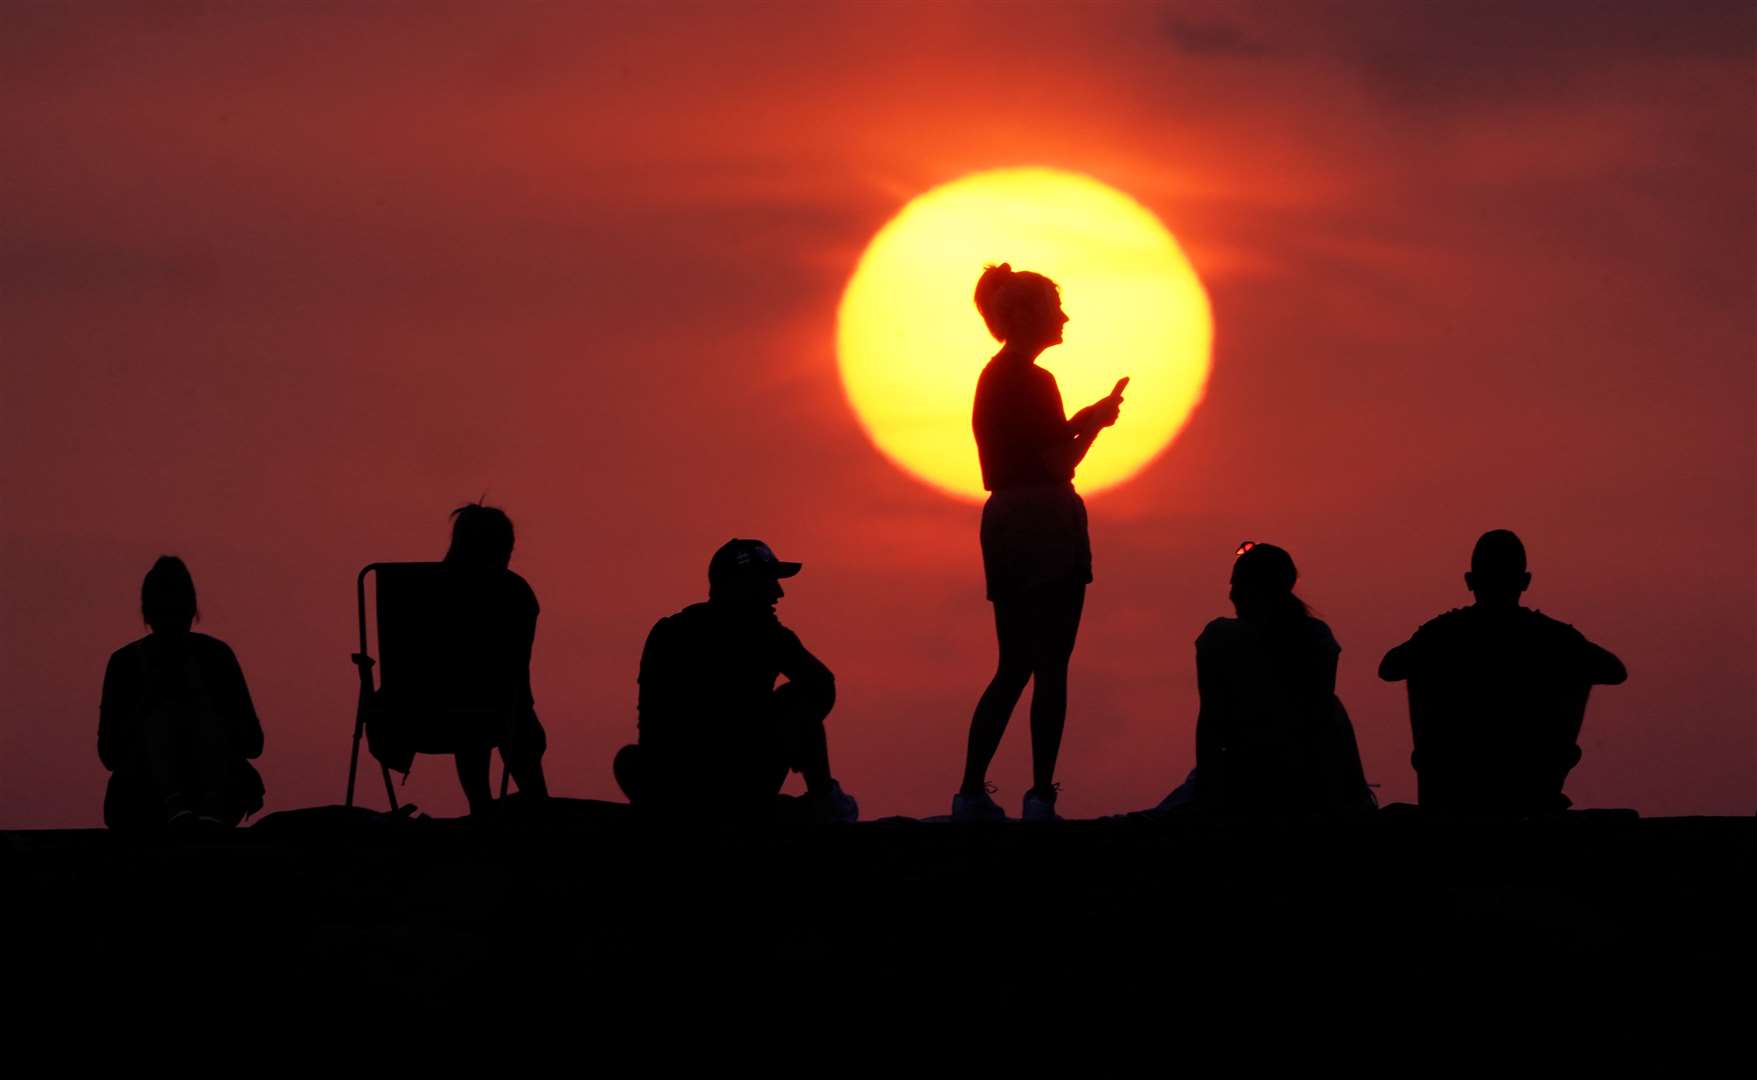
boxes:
[3,2,1753,823]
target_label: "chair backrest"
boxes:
[350,562,526,800]
[366,562,456,715]
[359,559,530,721]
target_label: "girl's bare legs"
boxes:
[962,579,1087,796]
[962,599,1034,795]
[1027,580,1086,796]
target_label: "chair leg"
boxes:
[382,764,398,813]
[347,651,375,810]
[346,735,360,809]
[346,711,366,809]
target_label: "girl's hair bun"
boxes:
[974,262,1054,343]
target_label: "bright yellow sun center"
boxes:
[836,167,1213,501]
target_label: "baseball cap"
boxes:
[708,538,802,587]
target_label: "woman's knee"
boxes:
[989,657,1032,692]
[1036,582,1086,647]
[1030,665,1069,696]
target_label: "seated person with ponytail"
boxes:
[1174,542,1373,814]
[99,556,265,832]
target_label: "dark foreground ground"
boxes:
[6,802,1752,1027]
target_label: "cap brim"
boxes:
[774,561,802,579]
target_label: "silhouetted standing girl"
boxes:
[954,264,1126,821]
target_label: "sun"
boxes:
[836,167,1213,501]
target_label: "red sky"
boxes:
[3,2,1752,824]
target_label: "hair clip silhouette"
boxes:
[1235,541,1257,557]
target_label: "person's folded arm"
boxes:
[1379,639,1415,682]
[97,650,133,773]
[636,622,674,748]
[1581,638,1627,686]
[776,628,835,712]
[221,643,264,759]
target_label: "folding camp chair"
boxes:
[346,562,512,811]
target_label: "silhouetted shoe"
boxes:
[951,784,1006,822]
[1022,785,1061,822]
[810,780,859,824]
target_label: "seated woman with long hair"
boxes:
[1174,542,1373,814]
[99,556,265,832]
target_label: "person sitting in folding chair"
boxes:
[353,504,551,816]
[434,503,551,816]
[614,539,858,823]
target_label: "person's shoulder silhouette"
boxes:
[638,586,804,732]
[1199,610,1337,651]
[639,600,719,695]
[1381,556,1625,691]
[1196,613,1240,644]
[654,597,723,633]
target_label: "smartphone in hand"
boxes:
[1110,377,1130,400]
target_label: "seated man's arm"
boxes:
[776,628,836,713]
[1379,635,1418,682]
[1580,636,1627,686]
[636,620,678,752]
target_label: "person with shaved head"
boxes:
[1380,530,1627,814]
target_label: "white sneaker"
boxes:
[951,785,1007,822]
[1022,786,1061,822]
[812,780,859,824]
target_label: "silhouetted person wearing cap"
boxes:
[1379,530,1627,814]
[99,556,265,832]
[1163,542,1373,815]
[439,503,550,816]
[614,539,858,823]
[956,263,1127,822]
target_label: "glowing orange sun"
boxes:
[836,167,1213,501]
